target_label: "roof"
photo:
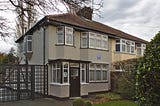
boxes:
[16,13,148,43]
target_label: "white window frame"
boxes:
[137,44,146,56]
[80,63,86,83]
[65,27,73,45]
[116,39,135,54]
[57,26,64,44]
[89,63,109,82]
[62,62,69,83]
[26,35,32,52]
[81,32,88,48]
[51,63,61,84]
[89,32,96,48]
[101,35,108,50]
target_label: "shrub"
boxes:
[137,32,160,105]
[112,58,140,99]
[73,99,85,106]
[84,101,92,106]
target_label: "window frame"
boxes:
[57,26,64,45]
[65,27,74,46]
[81,32,88,48]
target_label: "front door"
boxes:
[70,67,80,97]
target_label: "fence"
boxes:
[0,64,48,102]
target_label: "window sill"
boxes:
[89,81,109,83]
[55,44,76,48]
[115,51,135,55]
[50,83,70,86]
[81,82,89,85]
[80,48,109,51]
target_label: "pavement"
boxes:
[0,98,73,106]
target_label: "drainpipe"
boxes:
[43,26,46,65]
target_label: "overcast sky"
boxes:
[0,0,160,53]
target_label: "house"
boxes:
[16,8,147,98]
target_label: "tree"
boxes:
[0,0,103,38]
[136,32,160,106]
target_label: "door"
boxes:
[70,67,80,97]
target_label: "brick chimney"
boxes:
[77,6,93,20]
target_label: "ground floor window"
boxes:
[80,63,87,83]
[89,63,109,82]
[51,62,61,83]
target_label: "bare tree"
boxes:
[0,0,103,38]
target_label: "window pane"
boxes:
[65,27,73,45]
[63,69,68,83]
[57,69,61,82]
[122,44,126,52]
[58,33,64,43]
[102,70,107,80]
[131,46,134,53]
[116,44,120,51]
[82,70,85,82]
[53,69,56,82]
[96,70,101,81]
[127,45,130,53]
[27,41,32,52]
[89,70,94,81]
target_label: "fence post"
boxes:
[17,65,20,100]
[31,65,35,100]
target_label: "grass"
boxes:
[93,100,138,106]
[96,92,122,100]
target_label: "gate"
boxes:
[0,65,48,102]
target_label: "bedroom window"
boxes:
[81,32,88,48]
[65,27,73,45]
[115,39,135,54]
[81,32,108,50]
[57,26,64,44]
[23,35,32,53]
[57,26,73,45]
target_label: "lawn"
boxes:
[93,100,138,106]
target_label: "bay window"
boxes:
[115,39,135,54]
[81,32,108,50]
[89,63,109,82]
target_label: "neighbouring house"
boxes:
[16,7,148,98]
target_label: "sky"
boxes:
[0,0,160,53]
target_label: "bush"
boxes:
[137,32,160,106]
[73,99,85,106]
[112,58,140,99]
[73,99,92,106]
[84,101,92,106]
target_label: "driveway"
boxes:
[0,98,73,106]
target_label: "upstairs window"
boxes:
[81,32,108,50]
[115,39,135,54]
[65,27,73,45]
[81,32,88,48]
[137,44,146,56]
[23,35,32,53]
[57,26,64,44]
[57,26,73,45]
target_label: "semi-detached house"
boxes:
[16,9,148,98]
